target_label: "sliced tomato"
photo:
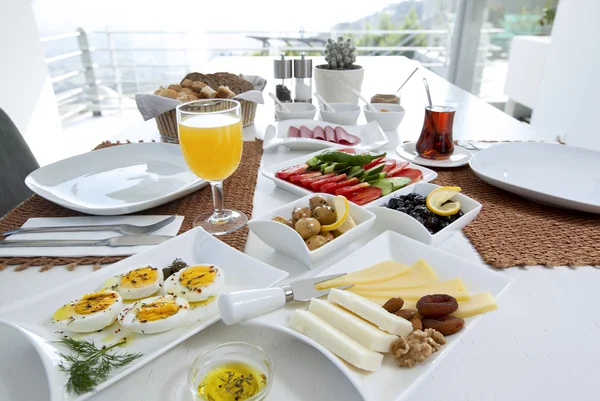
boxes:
[393,168,423,183]
[289,171,322,184]
[381,160,397,173]
[298,172,335,188]
[320,177,359,194]
[347,187,383,206]
[363,156,385,170]
[276,163,308,180]
[336,148,356,154]
[387,162,410,177]
[334,182,371,197]
[310,174,347,191]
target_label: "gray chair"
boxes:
[0,108,39,217]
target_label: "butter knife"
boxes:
[2,215,176,237]
[0,235,172,248]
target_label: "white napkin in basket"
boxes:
[0,215,184,258]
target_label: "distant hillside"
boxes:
[332,1,423,31]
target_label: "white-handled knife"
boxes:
[0,235,172,248]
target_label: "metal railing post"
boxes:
[107,29,123,111]
[76,27,102,116]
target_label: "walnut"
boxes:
[391,329,446,368]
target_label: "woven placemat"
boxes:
[0,140,263,272]
[432,166,600,268]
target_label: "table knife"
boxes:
[219,273,352,325]
[2,215,176,237]
[0,235,172,248]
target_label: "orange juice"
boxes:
[178,114,243,181]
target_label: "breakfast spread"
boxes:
[382,186,464,234]
[272,195,355,251]
[290,258,497,371]
[287,125,361,145]
[276,149,423,205]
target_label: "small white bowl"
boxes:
[248,193,376,268]
[276,103,316,121]
[319,103,361,125]
[366,183,481,246]
[363,103,406,131]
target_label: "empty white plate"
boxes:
[469,142,600,213]
[396,142,472,168]
[25,143,207,215]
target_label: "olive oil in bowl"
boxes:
[189,342,273,401]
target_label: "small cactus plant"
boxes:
[324,37,358,70]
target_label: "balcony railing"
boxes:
[41,27,500,120]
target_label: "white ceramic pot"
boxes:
[314,65,364,104]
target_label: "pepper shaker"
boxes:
[274,53,293,103]
[294,53,312,103]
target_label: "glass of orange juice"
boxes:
[176,99,246,235]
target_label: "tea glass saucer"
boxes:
[396,142,472,168]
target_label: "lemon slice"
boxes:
[335,214,356,234]
[321,196,350,232]
[426,186,462,216]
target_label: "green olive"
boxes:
[292,207,312,225]
[312,206,337,225]
[272,216,292,227]
[320,231,335,243]
[306,235,328,251]
[294,217,321,239]
[309,195,329,210]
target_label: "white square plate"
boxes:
[263,119,389,151]
[248,230,512,401]
[261,149,438,207]
[25,142,207,215]
[0,228,288,401]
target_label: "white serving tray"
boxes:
[469,142,600,214]
[249,230,513,401]
[263,119,389,151]
[25,142,207,216]
[261,149,438,207]
[0,228,288,401]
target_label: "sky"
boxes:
[33,0,406,33]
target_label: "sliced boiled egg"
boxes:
[118,295,189,334]
[102,266,163,300]
[51,290,122,333]
[164,264,225,302]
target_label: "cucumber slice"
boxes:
[361,172,386,183]
[347,167,365,179]
[389,177,412,190]
[371,179,394,196]
[334,163,349,172]
[323,164,336,174]
[306,156,321,167]
[364,163,385,177]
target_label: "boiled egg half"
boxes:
[164,264,225,302]
[118,295,189,334]
[51,290,122,333]
[102,266,163,300]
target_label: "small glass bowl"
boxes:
[188,342,274,401]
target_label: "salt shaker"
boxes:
[274,53,293,103]
[294,53,312,103]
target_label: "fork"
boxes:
[2,215,177,237]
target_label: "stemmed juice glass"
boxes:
[177,99,247,235]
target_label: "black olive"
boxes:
[397,207,409,214]
[425,216,439,228]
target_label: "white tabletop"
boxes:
[3,56,598,401]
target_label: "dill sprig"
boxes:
[56,336,143,395]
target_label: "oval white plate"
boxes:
[396,142,472,168]
[469,142,600,214]
[248,230,513,401]
[25,143,207,215]
[263,119,389,151]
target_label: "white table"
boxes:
[3,56,599,401]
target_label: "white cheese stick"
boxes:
[289,310,383,372]
[328,288,413,336]
[308,299,397,353]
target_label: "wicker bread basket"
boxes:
[156,72,258,143]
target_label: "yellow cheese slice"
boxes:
[452,292,497,318]
[315,260,410,290]
[350,278,471,301]
[351,259,438,291]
